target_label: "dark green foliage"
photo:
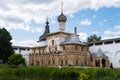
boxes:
[87,34,101,42]
[0,28,14,63]
[8,54,26,67]
[51,67,79,78]
[0,66,120,80]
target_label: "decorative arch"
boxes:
[73,56,79,65]
[104,51,111,55]
[36,60,39,66]
[115,51,120,56]
[115,51,120,67]
[104,51,112,64]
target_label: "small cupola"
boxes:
[58,13,67,23]
[57,2,67,31]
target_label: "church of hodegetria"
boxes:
[29,4,109,67]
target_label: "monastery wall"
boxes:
[89,42,120,67]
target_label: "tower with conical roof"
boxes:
[57,2,67,31]
[38,18,50,42]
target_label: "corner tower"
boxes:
[57,2,67,31]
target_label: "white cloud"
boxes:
[64,0,120,13]
[11,39,47,47]
[0,0,120,33]
[51,20,56,24]
[0,0,59,32]
[11,39,38,47]
[49,17,56,24]
[0,0,120,32]
[104,30,120,35]
[102,36,120,40]
[78,32,88,42]
[31,27,43,33]
[80,19,92,26]
[114,25,120,30]
[104,19,108,22]
[93,15,96,19]
[104,24,120,36]
[92,31,98,35]
[0,0,120,47]
[69,14,74,18]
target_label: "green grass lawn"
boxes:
[0,65,120,80]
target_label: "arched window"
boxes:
[39,49,40,53]
[49,48,51,52]
[55,47,57,51]
[87,47,89,51]
[52,40,54,46]
[66,60,68,65]
[31,60,34,66]
[48,60,50,65]
[61,60,63,65]
[85,60,86,65]
[75,45,77,50]
[33,49,35,53]
[36,60,39,66]
[76,60,78,65]
[53,60,55,65]
[63,46,65,50]
[41,60,44,65]
[81,46,84,51]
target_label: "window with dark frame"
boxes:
[48,60,50,65]
[53,60,55,65]
[63,46,65,50]
[75,45,77,50]
[81,46,84,51]
[52,40,54,46]
[76,60,78,65]
[41,60,43,64]
[66,60,68,65]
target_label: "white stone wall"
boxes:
[46,36,66,52]
[89,42,120,68]
[14,48,31,65]
[59,22,65,31]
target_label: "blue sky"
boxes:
[0,0,120,46]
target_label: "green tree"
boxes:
[8,54,26,67]
[87,34,101,42]
[0,28,14,63]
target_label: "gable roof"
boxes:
[96,48,106,57]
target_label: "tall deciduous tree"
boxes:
[0,28,14,63]
[87,34,101,42]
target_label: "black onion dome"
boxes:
[46,20,49,24]
[38,20,50,42]
[58,13,67,22]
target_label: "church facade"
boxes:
[29,7,90,66]
[29,3,111,67]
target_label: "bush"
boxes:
[8,54,26,67]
